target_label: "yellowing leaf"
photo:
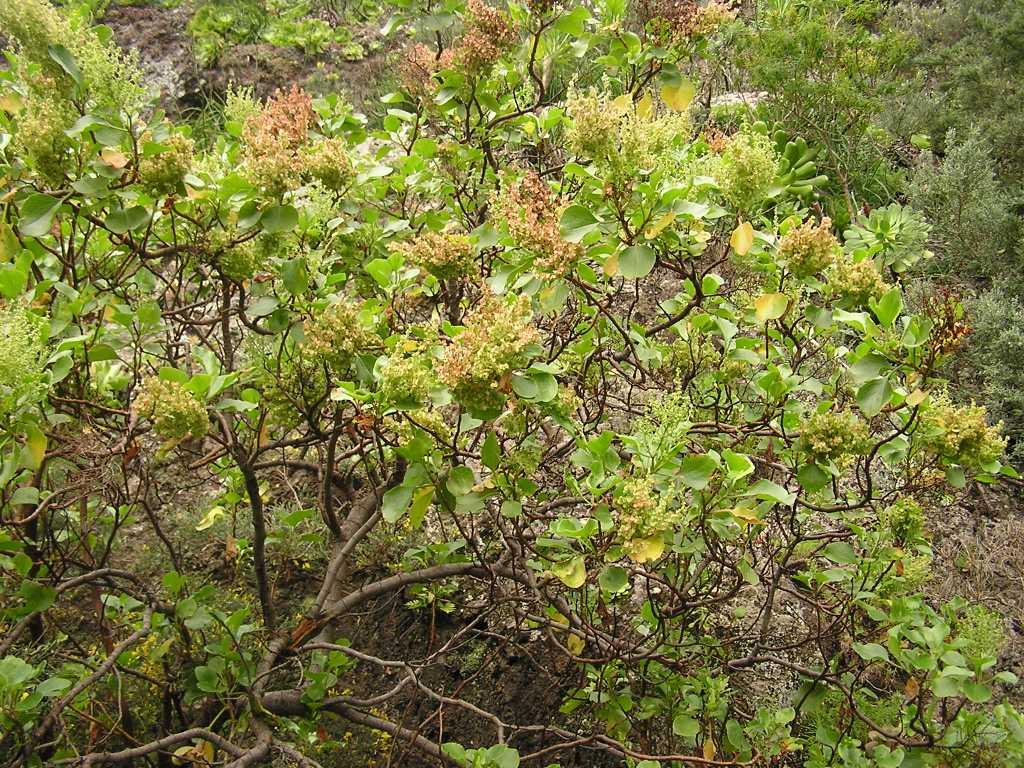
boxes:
[906,388,927,407]
[611,93,632,112]
[195,505,226,531]
[602,252,620,277]
[23,424,47,470]
[730,505,765,527]
[703,737,717,761]
[645,211,676,240]
[0,93,23,113]
[628,534,665,563]
[100,148,129,169]
[661,78,696,111]
[730,220,754,255]
[636,92,653,120]
[0,221,18,263]
[566,633,585,655]
[552,556,587,588]
[754,293,790,323]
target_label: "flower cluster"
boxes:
[799,409,870,464]
[565,87,690,181]
[641,0,737,47]
[377,350,436,409]
[438,293,538,413]
[134,377,208,440]
[12,82,77,184]
[778,217,840,278]
[615,474,679,541]
[565,88,630,160]
[208,229,262,282]
[139,131,194,197]
[400,43,443,100]
[0,305,49,424]
[242,85,315,193]
[879,497,926,547]
[392,232,476,280]
[827,257,890,306]
[712,130,778,211]
[302,300,379,374]
[918,395,1005,469]
[492,172,581,273]
[303,137,355,192]
[448,0,518,74]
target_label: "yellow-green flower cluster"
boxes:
[392,232,476,280]
[303,137,355,192]
[438,293,538,412]
[377,351,436,409]
[0,305,49,423]
[139,132,194,197]
[565,87,630,160]
[713,131,778,211]
[12,83,77,184]
[208,229,262,282]
[134,377,208,440]
[565,87,690,180]
[778,217,840,278]
[827,257,889,306]
[800,409,870,464]
[919,396,1005,469]
[614,475,678,541]
[302,300,379,374]
[878,497,925,547]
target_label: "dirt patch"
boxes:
[101,3,393,114]
[101,3,204,112]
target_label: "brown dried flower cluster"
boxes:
[450,0,518,73]
[242,85,315,193]
[640,0,737,46]
[400,43,443,100]
[492,171,581,273]
[401,0,516,93]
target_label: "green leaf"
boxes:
[672,714,701,739]
[853,642,889,662]
[105,206,149,234]
[381,483,414,523]
[598,565,629,594]
[194,665,222,693]
[22,424,47,471]
[261,204,298,233]
[619,245,656,279]
[446,466,475,495]
[871,287,903,328]
[34,676,71,698]
[281,258,309,294]
[744,479,796,506]
[857,377,892,418]
[20,581,56,614]
[797,463,830,492]
[481,432,500,470]
[559,204,599,243]
[408,485,434,529]
[47,44,82,86]
[680,453,718,490]
[19,194,61,238]
[823,541,858,564]
[722,450,754,481]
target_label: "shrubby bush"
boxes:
[0,1,1022,767]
